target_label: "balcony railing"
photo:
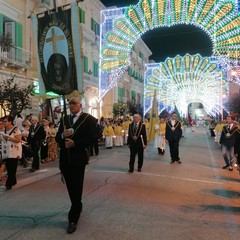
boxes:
[0,45,31,68]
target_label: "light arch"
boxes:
[144,54,228,116]
[99,0,240,101]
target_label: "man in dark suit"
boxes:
[127,114,147,173]
[234,127,240,174]
[27,116,46,172]
[89,119,102,156]
[165,112,182,164]
[220,116,239,171]
[56,96,96,234]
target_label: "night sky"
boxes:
[100,0,213,62]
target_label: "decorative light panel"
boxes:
[99,0,240,101]
[144,54,228,116]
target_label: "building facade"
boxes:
[0,0,152,121]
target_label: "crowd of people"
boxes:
[0,113,59,189]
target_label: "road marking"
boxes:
[92,170,223,185]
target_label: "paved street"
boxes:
[0,126,240,240]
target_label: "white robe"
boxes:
[105,136,113,148]
[153,124,166,150]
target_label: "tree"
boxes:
[127,100,143,117]
[0,77,34,117]
[112,102,128,118]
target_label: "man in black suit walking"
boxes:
[127,114,147,173]
[220,116,238,171]
[165,112,182,164]
[28,116,46,172]
[56,96,96,234]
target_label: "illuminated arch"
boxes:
[99,0,240,101]
[144,54,228,116]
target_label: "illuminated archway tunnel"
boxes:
[99,0,240,101]
[144,54,228,116]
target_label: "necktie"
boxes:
[70,114,76,125]
[134,123,137,132]
[228,125,231,131]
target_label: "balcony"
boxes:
[80,23,100,48]
[0,45,31,69]
[84,71,99,88]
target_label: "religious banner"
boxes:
[33,2,83,95]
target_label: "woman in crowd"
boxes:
[1,115,22,190]
[48,122,58,162]
[40,119,50,163]
[0,117,5,182]
[20,119,31,167]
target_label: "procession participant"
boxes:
[122,116,132,144]
[214,120,226,145]
[27,116,46,172]
[220,116,239,171]
[56,96,96,234]
[143,118,150,139]
[154,117,166,155]
[102,121,114,149]
[114,121,124,147]
[165,112,182,164]
[127,114,147,173]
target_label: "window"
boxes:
[91,18,100,36]
[131,90,135,102]
[118,87,124,102]
[128,67,132,76]
[0,14,3,35]
[93,61,99,77]
[84,56,88,73]
[79,8,85,24]
[139,51,144,60]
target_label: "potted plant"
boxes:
[0,33,12,52]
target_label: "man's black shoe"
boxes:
[67,222,77,234]
[177,160,182,164]
[137,169,141,172]
[127,170,133,173]
[29,168,36,172]
[170,161,175,164]
[222,165,229,169]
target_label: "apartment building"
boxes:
[0,0,152,119]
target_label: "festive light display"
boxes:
[144,54,228,116]
[99,0,240,101]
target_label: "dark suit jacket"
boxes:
[56,112,96,170]
[234,130,240,154]
[127,121,147,148]
[220,125,239,147]
[27,123,46,146]
[165,120,182,141]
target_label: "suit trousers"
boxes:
[62,162,86,224]
[31,143,41,170]
[221,145,234,166]
[168,140,180,161]
[129,146,144,171]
